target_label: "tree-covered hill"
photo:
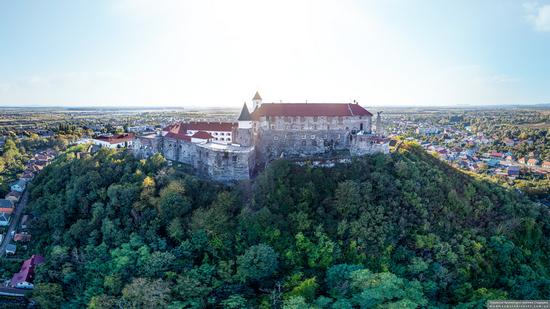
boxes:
[25,145,550,308]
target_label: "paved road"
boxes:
[0,286,29,297]
[0,191,28,258]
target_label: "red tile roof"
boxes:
[163,123,184,134]
[250,103,373,120]
[192,131,213,139]
[165,132,191,142]
[94,133,134,144]
[187,122,235,131]
[14,233,31,242]
[10,255,44,287]
[163,122,236,134]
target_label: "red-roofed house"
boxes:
[163,121,236,144]
[10,255,45,289]
[191,131,213,143]
[92,133,134,149]
[14,233,31,242]
[542,161,550,169]
[490,151,504,158]
[0,199,14,214]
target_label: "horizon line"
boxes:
[0,102,549,109]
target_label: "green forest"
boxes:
[24,144,549,308]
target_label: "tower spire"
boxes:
[238,102,251,121]
[252,91,262,110]
[253,91,262,101]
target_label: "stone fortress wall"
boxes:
[253,114,373,162]
[132,92,389,182]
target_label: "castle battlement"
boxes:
[133,92,389,182]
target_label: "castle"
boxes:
[133,92,389,182]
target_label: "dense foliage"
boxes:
[26,145,550,308]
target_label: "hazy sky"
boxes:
[0,0,549,107]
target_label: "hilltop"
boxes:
[19,144,550,308]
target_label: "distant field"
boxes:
[516,122,550,129]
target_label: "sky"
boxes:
[0,0,549,107]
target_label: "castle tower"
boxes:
[252,91,262,110]
[235,102,253,146]
[238,102,252,129]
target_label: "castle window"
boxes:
[214,132,218,135]
[338,117,343,124]
[302,140,306,146]
[313,116,318,122]
[310,135,315,139]
[313,125,317,130]
[271,125,275,130]
[233,155,238,163]
[274,136,279,141]
[302,135,307,139]
[227,133,231,136]
[300,116,305,122]
[285,116,290,122]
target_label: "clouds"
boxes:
[525,2,550,32]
